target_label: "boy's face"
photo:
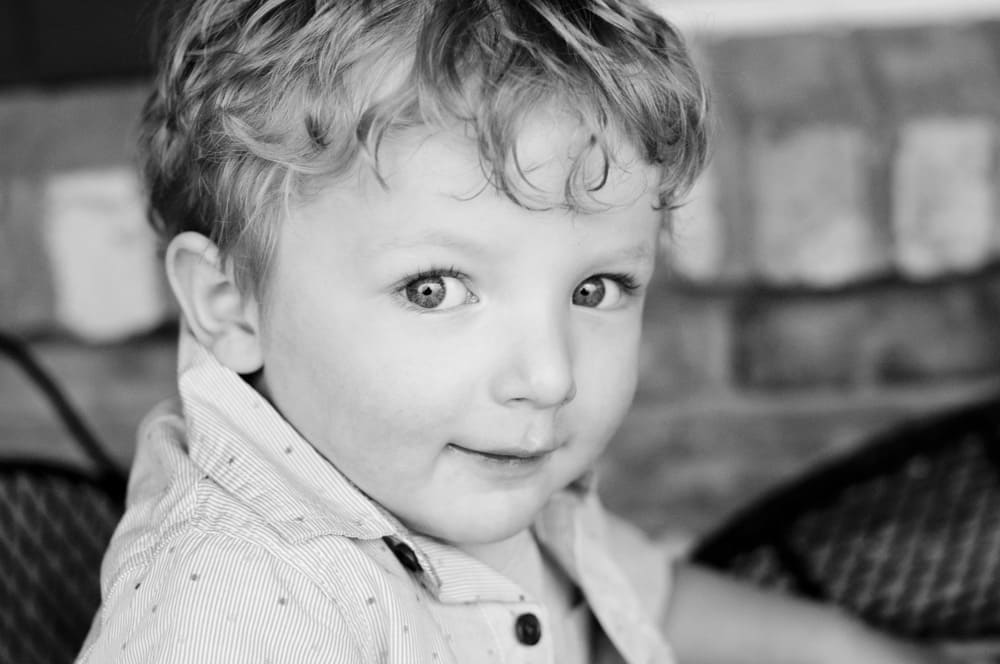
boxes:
[255,116,662,547]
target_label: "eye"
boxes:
[403,273,477,310]
[572,275,636,309]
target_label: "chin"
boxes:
[422,501,540,547]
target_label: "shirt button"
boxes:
[514,613,542,646]
[384,538,422,573]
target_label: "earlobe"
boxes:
[165,232,264,374]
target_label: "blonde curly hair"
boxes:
[140,0,710,294]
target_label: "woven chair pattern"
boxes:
[0,465,124,664]
[692,397,1000,643]
[0,331,126,663]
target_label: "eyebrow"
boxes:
[372,231,493,256]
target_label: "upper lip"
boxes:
[449,443,558,459]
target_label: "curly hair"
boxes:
[141,0,710,293]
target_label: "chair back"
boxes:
[692,396,1000,644]
[0,332,126,664]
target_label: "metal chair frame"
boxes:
[0,331,126,664]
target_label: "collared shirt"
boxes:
[77,330,677,663]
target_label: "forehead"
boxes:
[370,109,662,211]
[277,112,665,276]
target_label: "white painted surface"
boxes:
[667,171,725,281]
[43,168,169,341]
[892,117,999,279]
[654,0,1000,34]
[751,126,890,287]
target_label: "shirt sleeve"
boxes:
[78,531,366,664]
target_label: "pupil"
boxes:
[574,278,605,307]
[407,276,446,308]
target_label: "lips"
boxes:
[446,443,557,464]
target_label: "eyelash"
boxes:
[407,266,465,283]
[595,272,641,294]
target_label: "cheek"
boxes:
[580,320,640,388]
[568,331,639,439]
[285,323,476,449]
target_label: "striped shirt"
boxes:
[77,329,677,663]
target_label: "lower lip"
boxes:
[447,444,553,475]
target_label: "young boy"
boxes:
[78,0,944,662]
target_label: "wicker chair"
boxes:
[0,332,126,664]
[691,395,1000,660]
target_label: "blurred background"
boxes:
[4,0,1000,546]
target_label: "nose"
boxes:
[490,312,577,409]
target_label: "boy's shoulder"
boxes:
[82,400,401,662]
[110,396,395,593]
[80,520,372,662]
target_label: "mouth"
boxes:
[446,443,556,467]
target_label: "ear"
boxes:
[165,232,264,374]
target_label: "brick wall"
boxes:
[606,21,1000,536]
[3,19,1000,539]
